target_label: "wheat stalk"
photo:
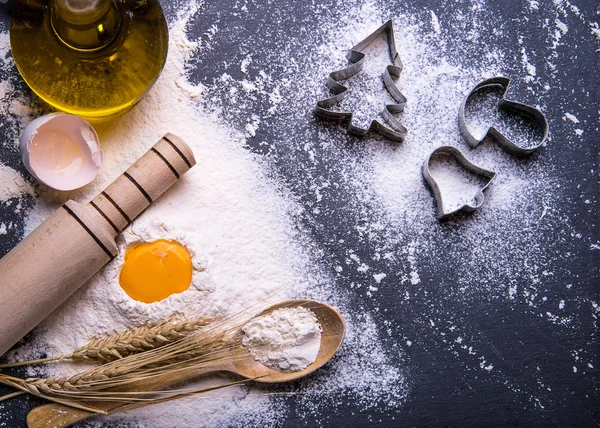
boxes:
[70,316,216,362]
[0,316,216,369]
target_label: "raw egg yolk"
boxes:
[119,239,192,303]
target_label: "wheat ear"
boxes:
[70,316,215,362]
[0,316,215,369]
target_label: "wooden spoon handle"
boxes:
[26,364,229,428]
[27,405,92,428]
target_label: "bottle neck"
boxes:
[50,0,121,51]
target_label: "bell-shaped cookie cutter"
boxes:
[313,20,407,142]
[458,76,549,155]
[423,146,497,221]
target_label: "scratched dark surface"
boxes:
[0,0,598,427]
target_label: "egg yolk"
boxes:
[119,239,192,303]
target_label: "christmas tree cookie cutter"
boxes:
[458,76,549,155]
[313,20,407,142]
[422,146,496,221]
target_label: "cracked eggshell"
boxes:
[20,113,103,191]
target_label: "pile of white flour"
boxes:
[242,307,322,373]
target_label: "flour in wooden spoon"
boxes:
[242,307,322,373]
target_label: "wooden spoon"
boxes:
[26,299,345,428]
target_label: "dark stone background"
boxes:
[0,0,598,427]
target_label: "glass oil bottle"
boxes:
[10,0,169,120]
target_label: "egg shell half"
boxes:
[20,113,103,191]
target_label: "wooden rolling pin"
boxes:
[0,133,195,357]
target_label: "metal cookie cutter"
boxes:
[458,76,549,155]
[313,20,407,142]
[423,146,497,221]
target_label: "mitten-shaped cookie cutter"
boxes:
[458,76,548,155]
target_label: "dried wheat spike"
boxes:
[70,316,215,363]
[5,360,131,397]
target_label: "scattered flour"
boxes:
[555,19,568,35]
[430,10,441,34]
[591,22,600,40]
[521,46,537,77]
[242,307,322,373]
[564,112,579,123]
[373,272,386,283]
[0,163,32,201]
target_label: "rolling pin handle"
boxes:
[89,133,196,235]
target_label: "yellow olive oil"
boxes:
[10,0,169,120]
